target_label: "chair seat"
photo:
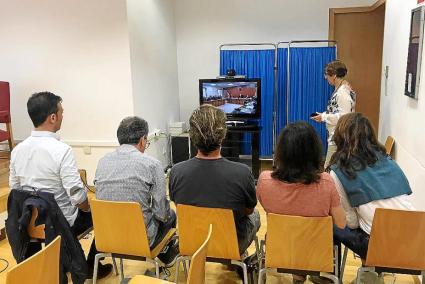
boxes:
[150,228,177,258]
[0,129,9,142]
[0,111,9,123]
[129,275,171,283]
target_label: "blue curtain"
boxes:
[279,47,336,152]
[220,49,275,156]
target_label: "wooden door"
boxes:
[329,0,385,131]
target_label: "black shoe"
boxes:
[88,263,113,280]
[309,275,334,284]
[157,240,179,267]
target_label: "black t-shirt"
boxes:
[169,157,257,239]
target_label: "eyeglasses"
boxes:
[144,137,151,149]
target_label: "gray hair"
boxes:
[117,116,149,145]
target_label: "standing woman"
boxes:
[311,60,356,167]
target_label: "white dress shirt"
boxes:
[330,170,415,234]
[9,131,87,226]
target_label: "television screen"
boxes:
[199,78,261,119]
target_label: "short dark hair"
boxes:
[27,92,62,127]
[328,113,386,179]
[272,121,323,184]
[325,60,348,78]
[189,104,227,155]
[117,116,149,145]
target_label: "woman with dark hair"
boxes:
[311,60,356,167]
[329,113,414,262]
[257,121,346,284]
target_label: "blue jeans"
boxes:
[238,209,261,254]
[333,226,369,259]
[150,209,177,249]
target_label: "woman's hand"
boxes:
[311,114,322,122]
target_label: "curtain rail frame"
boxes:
[218,40,337,164]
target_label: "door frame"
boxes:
[329,0,386,40]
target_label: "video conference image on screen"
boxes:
[201,81,258,115]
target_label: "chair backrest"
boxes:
[265,214,334,272]
[78,169,88,186]
[0,81,10,114]
[365,208,425,270]
[384,136,395,156]
[187,224,212,284]
[6,236,61,284]
[27,207,46,239]
[90,199,152,257]
[177,204,241,260]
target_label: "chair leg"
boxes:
[183,260,189,278]
[120,258,124,281]
[260,239,265,272]
[232,260,248,284]
[254,236,261,271]
[421,271,424,284]
[155,261,160,278]
[175,257,181,283]
[333,245,339,279]
[340,246,348,284]
[6,122,14,150]
[92,253,107,284]
[258,268,266,284]
[175,256,190,283]
[112,257,119,276]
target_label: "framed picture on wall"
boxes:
[405,6,425,99]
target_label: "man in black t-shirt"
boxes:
[169,104,260,254]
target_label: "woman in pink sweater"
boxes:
[257,121,346,284]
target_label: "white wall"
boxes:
[379,0,425,210]
[0,0,134,142]
[174,0,376,121]
[0,0,181,179]
[126,0,180,166]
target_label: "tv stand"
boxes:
[222,121,261,179]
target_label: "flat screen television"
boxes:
[199,78,261,119]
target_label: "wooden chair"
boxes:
[78,169,88,185]
[129,224,213,284]
[175,204,261,284]
[27,169,93,241]
[6,236,61,284]
[384,136,395,157]
[90,199,177,284]
[344,209,425,284]
[258,214,339,284]
[0,81,14,154]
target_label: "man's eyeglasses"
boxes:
[144,137,151,149]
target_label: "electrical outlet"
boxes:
[83,146,91,155]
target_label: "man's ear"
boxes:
[49,113,57,124]
[137,136,145,148]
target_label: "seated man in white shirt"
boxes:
[9,91,112,279]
